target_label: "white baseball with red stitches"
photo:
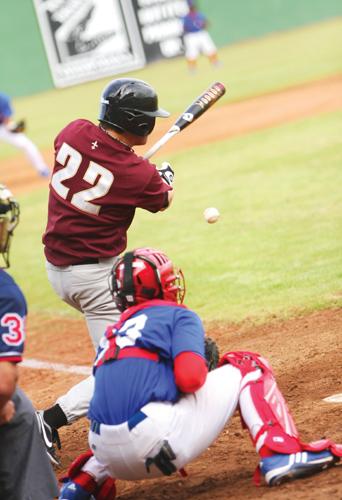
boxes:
[204,207,220,224]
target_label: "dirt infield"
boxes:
[20,309,342,499]
[5,75,342,498]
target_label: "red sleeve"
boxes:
[174,351,208,393]
[135,161,172,212]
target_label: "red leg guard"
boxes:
[220,351,342,459]
[96,477,117,500]
[68,450,94,478]
[219,351,302,454]
[60,449,116,499]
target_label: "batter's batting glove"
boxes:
[8,119,26,133]
[158,162,174,186]
[204,336,220,371]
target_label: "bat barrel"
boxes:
[144,82,226,160]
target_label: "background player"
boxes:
[182,0,221,72]
[0,185,58,499]
[0,92,50,177]
[38,78,175,462]
[59,247,341,499]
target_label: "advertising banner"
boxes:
[33,0,146,87]
[131,0,188,62]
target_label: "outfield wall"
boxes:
[1,0,341,97]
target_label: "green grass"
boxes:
[10,110,342,322]
[0,18,341,160]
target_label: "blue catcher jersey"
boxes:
[89,301,205,425]
[0,269,27,363]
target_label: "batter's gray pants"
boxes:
[0,387,59,500]
[45,258,120,422]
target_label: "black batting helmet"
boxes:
[99,78,169,137]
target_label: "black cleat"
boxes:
[36,410,62,466]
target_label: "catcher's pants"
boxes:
[86,364,244,481]
[0,388,59,500]
[0,124,48,175]
[46,257,120,423]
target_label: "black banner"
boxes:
[131,0,189,62]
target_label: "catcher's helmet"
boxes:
[0,185,20,268]
[99,78,169,137]
[110,247,185,311]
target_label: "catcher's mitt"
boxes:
[9,119,26,133]
[204,336,220,371]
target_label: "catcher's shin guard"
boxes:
[59,450,116,500]
[220,352,342,458]
[220,351,342,485]
[219,352,302,454]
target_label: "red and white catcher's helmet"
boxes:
[110,247,185,311]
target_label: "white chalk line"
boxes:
[323,393,342,403]
[19,361,342,403]
[22,358,92,376]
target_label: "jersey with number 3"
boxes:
[43,119,171,266]
[89,302,205,425]
[0,269,27,363]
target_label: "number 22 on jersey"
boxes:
[51,142,114,215]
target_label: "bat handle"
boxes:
[144,126,180,160]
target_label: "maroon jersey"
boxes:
[43,119,171,266]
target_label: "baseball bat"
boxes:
[144,81,226,159]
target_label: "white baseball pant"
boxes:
[0,124,49,176]
[183,31,217,60]
[85,364,251,481]
[45,257,120,422]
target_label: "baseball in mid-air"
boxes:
[203,207,220,224]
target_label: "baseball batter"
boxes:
[38,78,174,463]
[182,0,220,72]
[0,185,58,500]
[59,247,341,499]
[0,92,50,177]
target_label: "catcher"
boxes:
[0,92,50,177]
[59,247,341,499]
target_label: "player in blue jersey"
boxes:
[0,91,50,177]
[59,247,341,499]
[182,0,220,72]
[0,185,58,499]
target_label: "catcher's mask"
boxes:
[110,248,185,311]
[0,185,20,269]
[98,78,169,137]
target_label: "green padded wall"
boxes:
[0,0,53,96]
[1,0,341,97]
[199,0,342,47]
